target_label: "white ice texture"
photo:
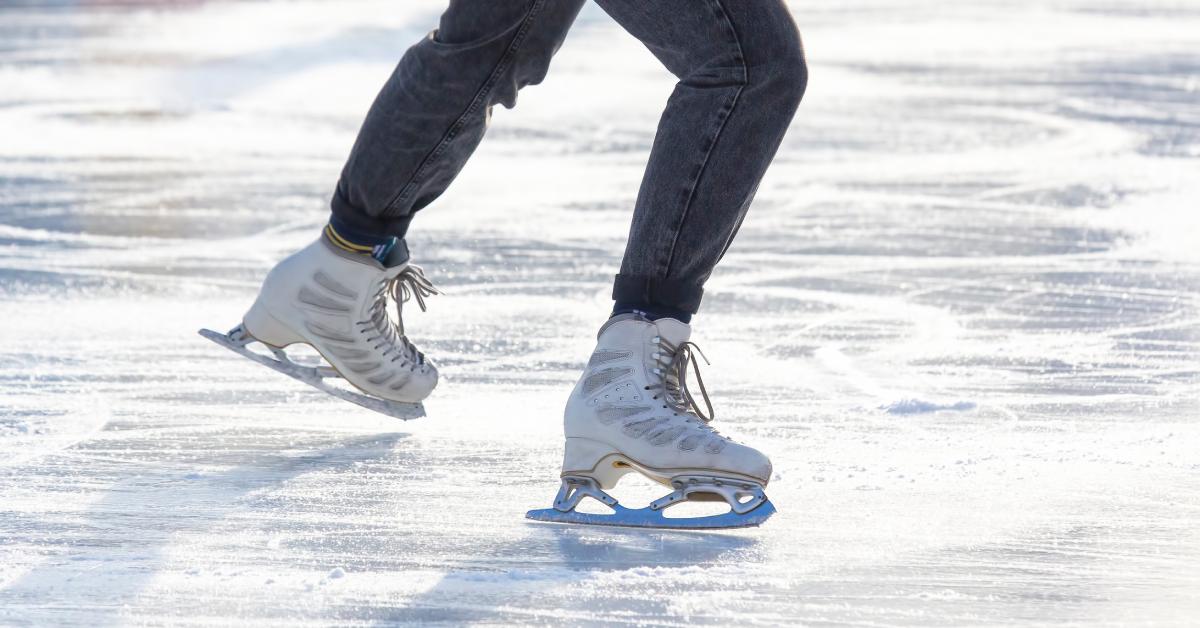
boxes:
[1,0,1198,625]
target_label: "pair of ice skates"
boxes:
[202,237,775,529]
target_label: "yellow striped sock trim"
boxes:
[324,224,373,253]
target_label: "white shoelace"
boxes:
[646,336,715,424]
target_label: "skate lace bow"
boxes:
[650,337,715,422]
[362,264,440,365]
[387,264,439,327]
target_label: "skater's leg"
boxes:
[530,1,802,528]
[330,0,586,240]
[595,0,808,321]
[228,2,585,409]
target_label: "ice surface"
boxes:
[1,0,1198,625]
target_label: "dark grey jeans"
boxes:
[331,0,807,316]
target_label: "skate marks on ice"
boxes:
[376,526,762,625]
[0,433,410,624]
[198,326,425,421]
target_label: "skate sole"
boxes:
[573,450,770,489]
[527,452,776,530]
[525,499,776,530]
[199,327,425,420]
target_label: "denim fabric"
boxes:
[331,0,807,315]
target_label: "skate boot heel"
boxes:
[242,300,304,349]
[562,437,627,489]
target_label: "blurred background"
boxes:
[1,1,1198,625]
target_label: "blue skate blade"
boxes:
[525,500,776,530]
[198,328,425,421]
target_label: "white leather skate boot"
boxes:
[527,313,776,529]
[199,236,439,418]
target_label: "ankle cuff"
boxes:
[612,274,704,316]
[328,193,414,239]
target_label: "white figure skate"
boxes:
[200,236,439,419]
[527,314,776,529]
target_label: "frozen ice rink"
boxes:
[2,0,1198,625]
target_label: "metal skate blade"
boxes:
[198,328,425,421]
[525,500,775,530]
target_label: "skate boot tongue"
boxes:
[652,317,691,347]
[646,317,715,422]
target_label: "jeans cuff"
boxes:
[330,191,414,240]
[611,274,705,315]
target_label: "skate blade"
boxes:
[525,500,776,530]
[198,327,425,421]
